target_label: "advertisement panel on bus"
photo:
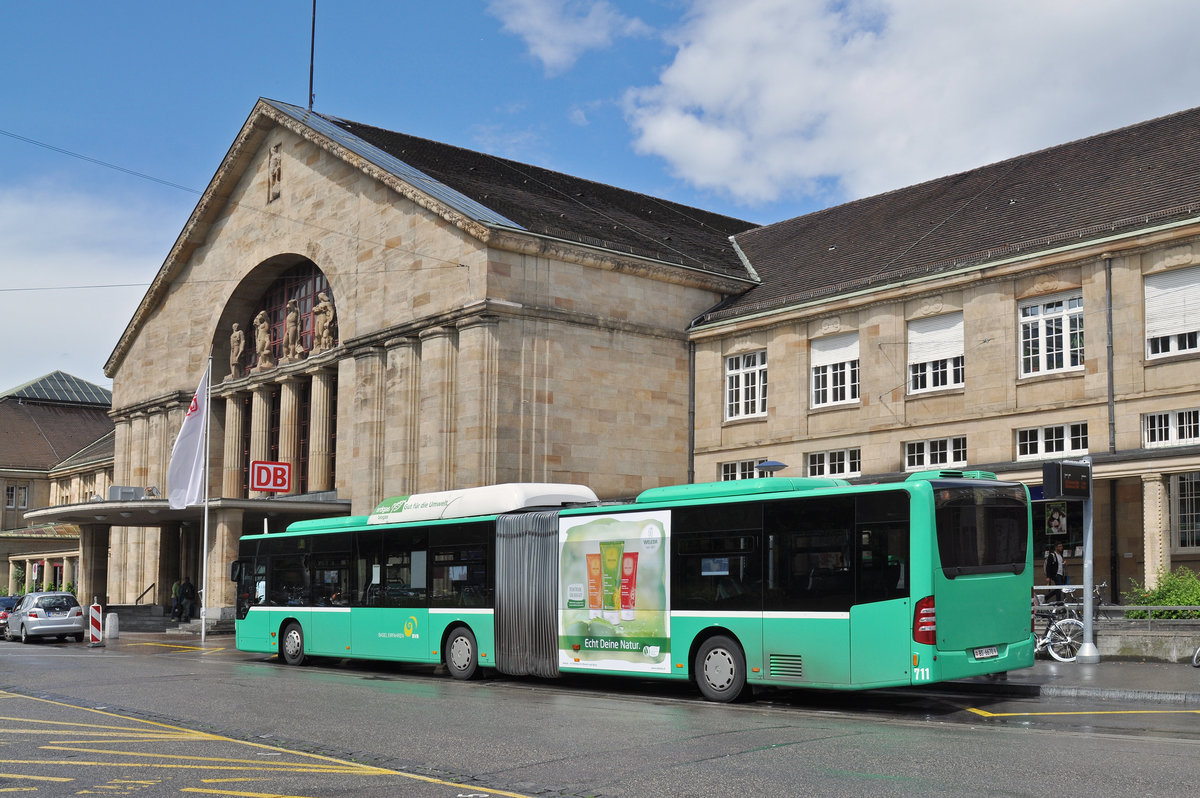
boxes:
[558,510,671,674]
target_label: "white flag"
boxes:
[167,367,209,510]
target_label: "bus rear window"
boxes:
[934,484,1029,577]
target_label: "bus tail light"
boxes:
[913,595,936,645]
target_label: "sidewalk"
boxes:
[952,658,1200,705]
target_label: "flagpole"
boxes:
[201,355,212,644]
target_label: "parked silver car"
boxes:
[5,592,86,643]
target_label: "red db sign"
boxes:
[250,461,291,492]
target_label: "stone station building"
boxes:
[26,100,1200,623]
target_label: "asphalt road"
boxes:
[0,634,1197,797]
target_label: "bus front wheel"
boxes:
[445,626,478,680]
[695,635,748,702]
[280,622,307,666]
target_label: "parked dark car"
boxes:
[5,592,85,643]
[0,596,18,636]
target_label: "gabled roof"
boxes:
[2,371,111,406]
[709,105,1200,323]
[0,401,114,471]
[107,99,759,378]
[305,102,757,277]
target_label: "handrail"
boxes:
[1099,605,1200,627]
[135,582,155,605]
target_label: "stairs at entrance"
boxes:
[102,604,234,635]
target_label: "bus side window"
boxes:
[763,496,854,613]
[854,491,910,604]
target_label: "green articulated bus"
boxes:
[230,470,1035,702]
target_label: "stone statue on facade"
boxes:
[282,299,306,362]
[227,322,245,380]
[311,292,336,354]
[253,310,275,369]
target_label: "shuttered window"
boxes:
[908,312,964,393]
[1145,266,1200,358]
[811,332,860,408]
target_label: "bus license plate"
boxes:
[973,646,998,660]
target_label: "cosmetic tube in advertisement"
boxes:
[599,539,624,622]
[619,552,638,621]
[586,552,603,618]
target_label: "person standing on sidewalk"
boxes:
[169,578,181,620]
[1044,542,1066,603]
[179,576,197,622]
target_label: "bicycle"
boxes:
[1192,643,1200,668]
[1059,581,1110,622]
[1033,603,1084,662]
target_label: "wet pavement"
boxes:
[953,656,1200,704]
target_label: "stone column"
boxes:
[222,393,246,498]
[210,507,245,621]
[7,561,16,595]
[351,346,387,511]
[455,316,500,487]
[278,377,302,496]
[308,370,335,492]
[250,385,273,498]
[418,327,457,490]
[384,337,420,496]
[84,523,110,607]
[64,556,75,593]
[1141,473,1170,590]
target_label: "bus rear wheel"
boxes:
[445,626,478,680]
[695,635,748,702]
[280,622,307,666]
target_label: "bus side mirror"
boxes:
[230,562,244,582]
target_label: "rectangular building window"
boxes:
[3,487,12,509]
[720,460,761,481]
[807,448,862,478]
[1143,409,1200,447]
[1019,292,1084,376]
[1145,265,1200,358]
[905,436,967,471]
[1016,423,1089,461]
[725,351,767,420]
[908,312,965,394]
[811,332,860,408]
[1173,472,1200,550]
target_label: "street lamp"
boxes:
[756,460,788,477]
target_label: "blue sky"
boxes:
[5,0,1200,392]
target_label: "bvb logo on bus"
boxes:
[404,616,419,638]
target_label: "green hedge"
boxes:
[1123,566,1200,619]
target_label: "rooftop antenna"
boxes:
[308,0,316,112]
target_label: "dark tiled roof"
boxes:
[317,113,758,278]
[52,430,115,472]
[712,106,1200,321]
[2,371,111,406]
[0,402,114,471]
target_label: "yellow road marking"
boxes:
[127,642,225,654]
[969,707,1200,718]
[0,773,73,782]
[179,790,319,797]
[0,690,543,797]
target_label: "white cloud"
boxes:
[625,0,1200,208]
[0,183,180,391]
[487,0,652,74]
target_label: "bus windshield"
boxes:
[934,483,1029,577]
